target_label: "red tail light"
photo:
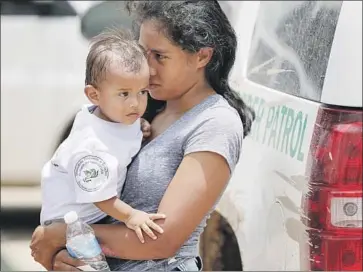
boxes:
[303,106,363,271]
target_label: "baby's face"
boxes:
[97,61,149,125]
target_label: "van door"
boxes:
[216,1,344,270]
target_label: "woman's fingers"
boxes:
[135,227,145,243]
[148,213,166,220]
[141,223,157,240]
[53,260,81,271]
[29,225,45,252]
[53,249,83,271]
[146,220,164,234]
[29,225,55,270]
[58,249,84,266]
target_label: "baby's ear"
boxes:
[84,85,100,105]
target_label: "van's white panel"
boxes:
[218,1,322,270]
[321,1,362,107]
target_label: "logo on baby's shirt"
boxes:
[74,155,109,192]
[83,168,99,183]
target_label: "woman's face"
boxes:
[138,20,200,101]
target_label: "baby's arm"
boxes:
[94,196,133,222]
[94,197,165,243]
[69,149,165,243]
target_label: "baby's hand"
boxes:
[125,209,166,243]
[140,118,151,140]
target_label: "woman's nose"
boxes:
[146,53,157,76]
[149,66,157,76]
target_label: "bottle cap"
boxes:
[64,211,78,224]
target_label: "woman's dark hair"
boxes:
[126,0,255,137]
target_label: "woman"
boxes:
[30,1,255,271]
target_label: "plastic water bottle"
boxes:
[64,211,110,271]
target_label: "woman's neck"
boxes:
[165,82,215,114]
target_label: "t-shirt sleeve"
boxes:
[68,150,119,203]
[183,109,244,172]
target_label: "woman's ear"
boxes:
[84,85,100,105]
[196,47,214,69]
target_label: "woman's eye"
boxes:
[119,92,128,97]
[139,90,149,95]
[155,54,166,60]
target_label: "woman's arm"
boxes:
[30,150,230,268]
[92,150,231,259]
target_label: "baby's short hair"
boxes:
[85,28,146,87]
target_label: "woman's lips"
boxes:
[149,83,159,89]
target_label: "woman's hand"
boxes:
[52,249,84,271]
[29,223,67,270]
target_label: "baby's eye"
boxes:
[119,92,128,97]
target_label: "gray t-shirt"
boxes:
[108,94,244,271]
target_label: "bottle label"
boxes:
[67,246,79,259]
[66,235,102,259]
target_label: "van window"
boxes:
[246,1,342,101]
[0,1,77,16]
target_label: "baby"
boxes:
[40,28,164,243]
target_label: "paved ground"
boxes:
[1,186,45,271]
[1,231,46,271]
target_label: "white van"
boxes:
[78,1,362,271]
[216,1,362,271]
